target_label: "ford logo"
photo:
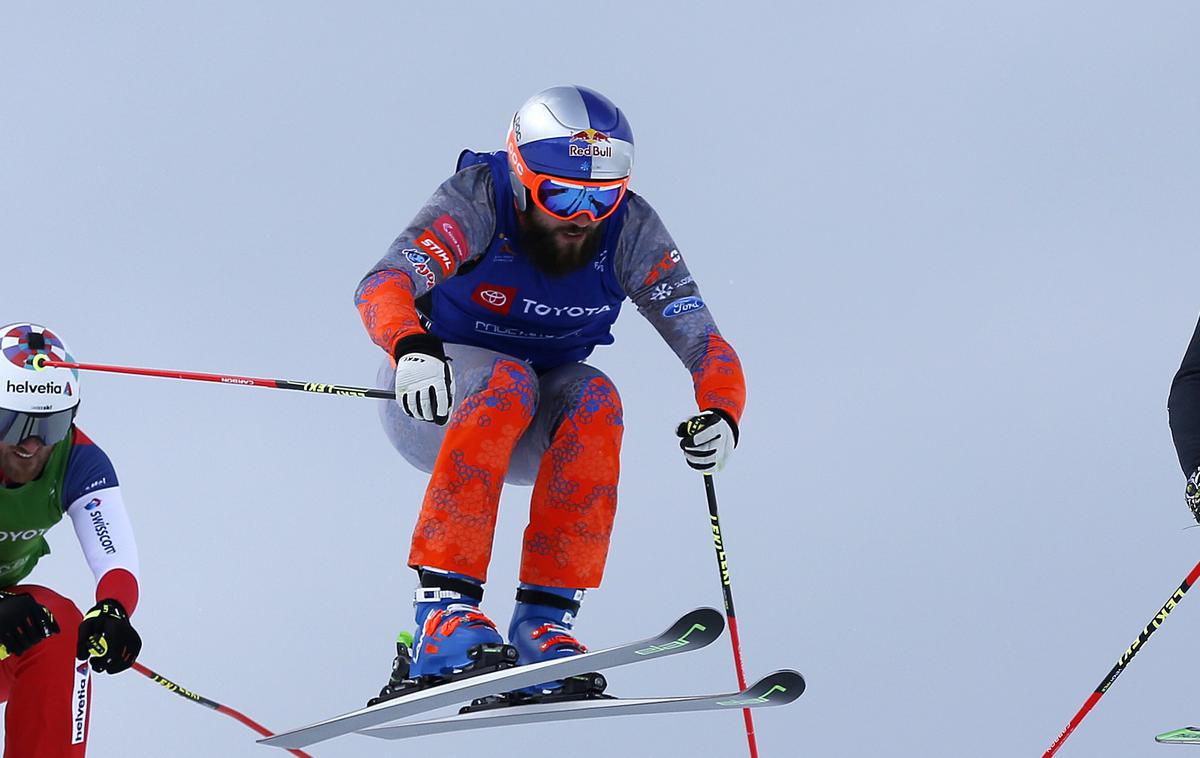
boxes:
[662,296,705,318]
[404,250,430,265]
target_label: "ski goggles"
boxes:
[0,407,76,446]
[507,133,629,222]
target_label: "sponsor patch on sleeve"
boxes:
[643,248,682,286]
[415,231,456,275]
[432,214,470,263]
[402,249,438,289]
[662,296,706,318]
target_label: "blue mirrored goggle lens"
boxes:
[535,179,624,220]
[0,408,75,446]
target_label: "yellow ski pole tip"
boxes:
[31,354,47,370]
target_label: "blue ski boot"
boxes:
[508,584,589,671]
[459,584,609,712]
[369,570,517,705]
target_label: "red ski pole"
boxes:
[704,475,759,757]
[34,356,394,400]
[1042,558,1200,757]
[132,662,315,758]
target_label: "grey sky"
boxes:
[3,2,1199,756]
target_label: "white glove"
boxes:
[675,409,739,473]
[393,334,455,425]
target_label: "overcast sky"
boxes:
[3,2,1200,757]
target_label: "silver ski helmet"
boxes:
[506,85,634,221]
[0,323,80,445]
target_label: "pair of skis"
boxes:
[259,608,804,749]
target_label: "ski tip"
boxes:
[722,669,805,707]
[1156,726,1200,744]
[665,608,725,645]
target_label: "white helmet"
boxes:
[0,323,80,445]
[506,85,635,218]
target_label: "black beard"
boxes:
[518,213,604,277]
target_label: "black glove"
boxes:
[675,409,740,472]
[77,598,141,673]
[1188,467,1200,524]
[393,333,455,425]
[0,591,59,658]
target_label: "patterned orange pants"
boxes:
[383,346,623,588]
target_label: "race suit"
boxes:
[355,150,745,588]
[0,427,139,757]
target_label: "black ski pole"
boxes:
[1042,558,1200,756]
[132,662,315,758]
[704,474,759,757]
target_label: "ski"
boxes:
[259,607,724,749]
[358,669,805,741]
[1157,726,1200,744]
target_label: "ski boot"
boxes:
[369,570,517,706]
[460,584,610,713]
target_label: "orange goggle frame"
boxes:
[507,131,629,222]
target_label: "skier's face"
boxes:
[0,437,54,484]
[517,204,604,277]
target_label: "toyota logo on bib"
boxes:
[481,289,508,306]
[472,283,518,316]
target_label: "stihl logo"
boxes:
[415,231,455,275]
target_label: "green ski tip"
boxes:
[1156,726,1200,744]
[396,631,414,646]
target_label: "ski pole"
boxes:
[33,356,394,400]
[132,662,315,758]
[703,474,759,758]
[1042,558,1200,757]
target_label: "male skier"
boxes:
[0,322,142,755]
[1170,314,1200,520]
[354,86,745,699]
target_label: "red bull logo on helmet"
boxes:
[569,129,613,158]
